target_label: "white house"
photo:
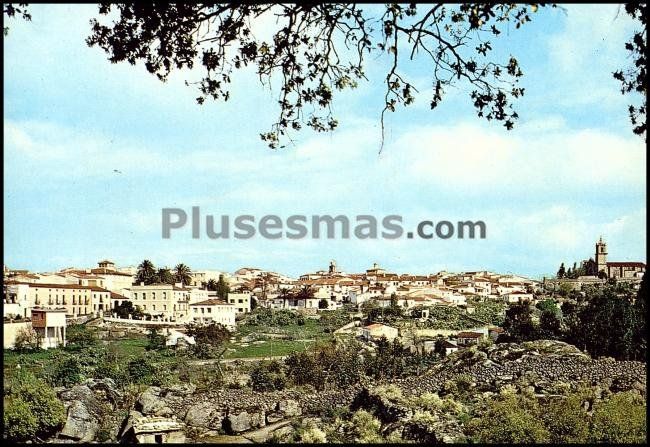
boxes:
[361,323,399,342]
[227,292,252,314]
[31,307,67,349]
[189,298,236,329]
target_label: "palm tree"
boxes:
[205,279,218,291]
[295,285,314,300]
[174,263,192,286]
[136,259,156,285]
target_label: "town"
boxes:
[3,238,647,443]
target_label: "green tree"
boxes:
[542,390,590,443]
[156,267,175,285]
[3,371,66,442]
[502,302,537,342]
[114,300,145,319]
[539,310,561,338]
[467,392,550,443]
[186,322,230,358]
[3,3,31,36]
[216,274,230,300]
[146,327,167,351]
[127,356,157,384]
[557,263,566,279]
[318,298,329,309]
[612,4,647,138]
[136,259,157,285]
[86,4,545,149]
[633,273,647,360]
[577,286,639,359]
[13,327,43,352]
[49,355,84,387]
[65,324,98,350]
[249,360,287,392]
[590,391,646,443]
[174,263,192,286]
[205,278,218,291]
[3,397,39,441]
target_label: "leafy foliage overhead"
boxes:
[86,3,545,149]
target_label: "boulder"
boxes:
[137,387,173,416]
[59,400,99,442]
[225,411,252,433]
[184,401,224,429]
[266,412,284,424]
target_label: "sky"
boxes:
[3,4,646,279]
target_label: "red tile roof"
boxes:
[190,298,232,306]
[457,331,483,338]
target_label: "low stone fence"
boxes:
[102,316,187,327]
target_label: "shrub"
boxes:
[350,410,383,443]
[249,360,287,392]
[127,356,157,384]
[467,392,550,443]
[48,354,84,387]
[3,371,66,442]
[14,327,42,352]
[65,324,98,350]
[590,391,646,443]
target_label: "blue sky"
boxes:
[4,4,646,278]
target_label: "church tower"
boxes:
[595,236,608,274]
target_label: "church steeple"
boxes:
[595,237,608,274]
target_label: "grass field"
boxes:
[223,339,316,359]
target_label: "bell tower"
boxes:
[595,236,608,274]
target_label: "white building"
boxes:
[123,284,191,321]
[189,298,236,329]
[227,292,252,314]
[31,307,67,349]
[361,323,399,341]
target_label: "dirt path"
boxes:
[188,355,288,366]
[242,419,295,443]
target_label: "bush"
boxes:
[14,327,42,352]
[590,391,646,443]
[49,354,84,387]
[146,327,167,351]
[3,397,39,441]
[127,356,157,384]
[3,371,66,442]
[249,360,287,392]
[65,324,98,350]
[467,392,550,443]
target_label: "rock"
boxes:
[167,383,196,396]
[184,401,224,429]
[137,387,173,416]
[225,411,252,433]
[59,400,99,442]
[266,412,284,424]
[278,399,301,417]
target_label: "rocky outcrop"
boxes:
[397,340,646,397]
[58,384,105,442]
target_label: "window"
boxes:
[152,292,156,299]
[207,308,212,313]
[153,305,156,310]
[238,299,244,304]
[163,292,167,299]
[142,292,146,300]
